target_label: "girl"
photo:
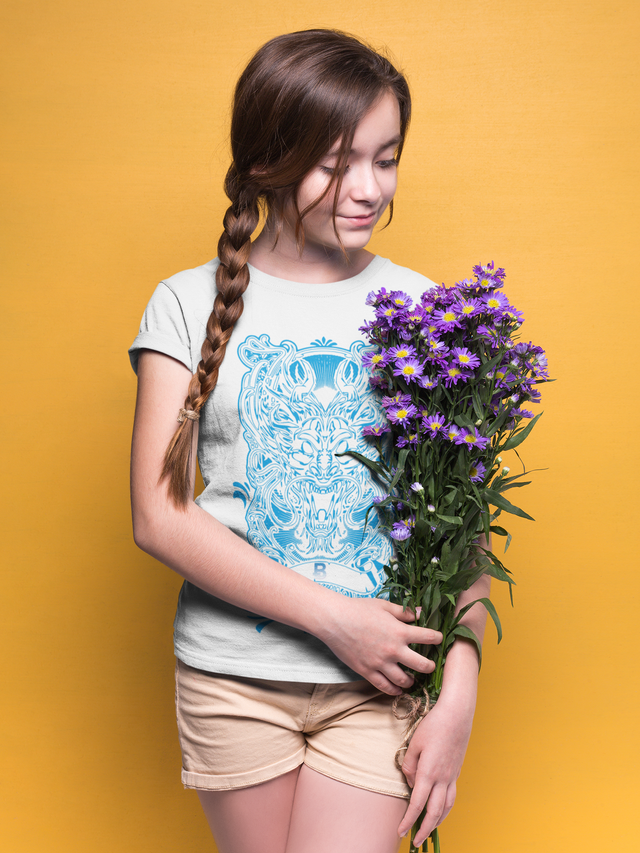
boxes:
[130,29,489,853]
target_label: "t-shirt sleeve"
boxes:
[128,281,193,374]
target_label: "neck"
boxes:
[249,225,374,284]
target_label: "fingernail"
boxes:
[400,829,408,838]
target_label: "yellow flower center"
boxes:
[443,311,456,322]
[496,370,505,379]
[470,466,478,477]
[487,298,500,308]
[458,354,470,363]
[402,365,415,375]
[448,368,461,377]
[397,409,408,419]
[462,304,474,314]
[396,349,409,357]
[464,434,476,444]
[372,354,382,363]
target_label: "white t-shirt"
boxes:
[129,256,434,681]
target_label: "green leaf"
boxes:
[450,625,483,669]
[504,532,512,553]
[335,450,386,479]
[475,597,503,643]
[489,525,509,536]
[435,513,463,525]
[483,488,535,521]
[501,412,543,450]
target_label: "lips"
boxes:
[338,211,378,226]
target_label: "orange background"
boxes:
[2,1,639,850]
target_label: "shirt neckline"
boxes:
[245,255,389,297]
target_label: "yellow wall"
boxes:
[2,1,638,850]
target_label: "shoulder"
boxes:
[160,258,219,309]
[374,256,438,300]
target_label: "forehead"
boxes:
[329,92,402,155]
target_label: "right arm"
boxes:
[131,349,441,695]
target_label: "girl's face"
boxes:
[290,91,402,258]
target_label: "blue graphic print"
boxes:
[236,334,391,598]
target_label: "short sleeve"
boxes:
[128,281,193,374]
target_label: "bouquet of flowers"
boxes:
[347,263,550,852]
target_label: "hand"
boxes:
[397,696,475,847]
[318,597,442,695]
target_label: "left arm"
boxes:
[397,551,491,846]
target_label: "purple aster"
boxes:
[381,392,412,409]
[362,424,390,437]
[445,423,462,442]
[433,307,462,331]
[420,375,438,390]
[390,291,413,310]
[387,403,418,425]
[389,344,417,360]
[455,428,490,451]
[397,432,419,448]
[423,413,446,435]
[469,461,487,483]
[425,337,450,358]
[393,357,424,383]
[483,291,510,313]
[456,297,483,318]
[362,349,389,369]
[442,364,472,387]
[389,525,412,542]
[452,347,481,369]
[510,407,534,418]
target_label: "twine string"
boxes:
[392,688,431,771]
[177,408,200,423]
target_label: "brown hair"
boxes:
[162,29,411,505]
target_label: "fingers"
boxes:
[404,783,449,848]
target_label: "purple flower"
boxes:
[420,375,438,390]
[423,413,446,435]
[362,424,390,437]
[445,423,462,442]
[452,347,481,370]
[455,428,490,451]
[484,291,510,313]
[389,344,417,360]
[411,482,424,492]
[389,525,412,541]
[442,365,471,387]
[389,291,413,310]
[381,392,412,409]
[393,357,424,383]
[362,349,389,369]
[387,403,418,425]
[434,307,462,331]
[510,407,534,418]
[397,432,419,448]
[469,461,487,483]
[456,297,483,318]
[425,337,449,358]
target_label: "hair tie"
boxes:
[177,408,200,423]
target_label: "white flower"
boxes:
[497,456,502,463]
[502,466,510,474]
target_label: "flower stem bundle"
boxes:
[346,263,550,852]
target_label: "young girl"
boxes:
[129,29,489,853]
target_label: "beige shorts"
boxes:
[175,659,411,799]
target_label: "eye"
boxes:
[319,164,350,175]
[377,158,398,169]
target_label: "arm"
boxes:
[397,552,491,846]
[131,349,442,695]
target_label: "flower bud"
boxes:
[497,456,502,463]
[411,482,424,492]
[431,557,439,565]
[475,419,482,426]
[502,466,510,474]
[427,504,435,513]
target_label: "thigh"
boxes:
[197,767,301,853]
[286,765,406,853]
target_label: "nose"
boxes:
[348,164,383,205]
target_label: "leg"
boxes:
[197,766,301,853]
[286,765,407,853]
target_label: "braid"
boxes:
[161,175,260,506]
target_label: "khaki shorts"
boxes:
[175,660,411,799]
